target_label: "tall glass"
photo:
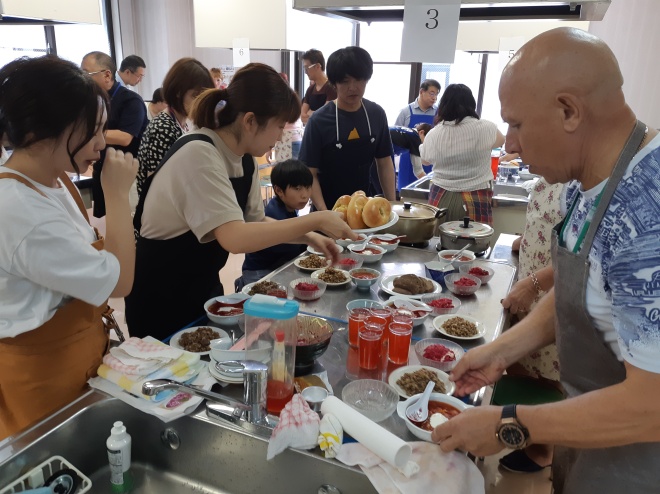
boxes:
[359,323,384,370]
[388,322,413,365]
[348,308,370,347]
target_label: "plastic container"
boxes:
[0,456,92,494]
[444,272,482,296]
[459,263,495,284]
[290,277,327,301]
[107,421,132,493]
[414,337,465,372]
[244,294,299,414]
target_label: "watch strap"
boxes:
[501,404,517,420]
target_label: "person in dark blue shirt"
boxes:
[237,159,313,290]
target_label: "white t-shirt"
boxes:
[139,128,265,243]
[421,117,498,192]
[561,134,660,373]
[0,167,120,338]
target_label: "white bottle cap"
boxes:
[111,421,126,436]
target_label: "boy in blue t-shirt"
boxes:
[236,159,313,290]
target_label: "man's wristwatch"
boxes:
[496,404,530,449]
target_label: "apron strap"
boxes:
[578,120,647,256]
[0,172,49,198]
[133,133,215,236]
[59,172,91,223]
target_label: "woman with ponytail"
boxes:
[125,63,356,339]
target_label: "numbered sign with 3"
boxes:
[400,0,461,64]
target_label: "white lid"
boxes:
[111,421,126,436]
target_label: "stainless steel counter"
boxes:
[240,239,517,440]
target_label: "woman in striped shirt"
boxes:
[421,84,504,224]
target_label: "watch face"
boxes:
[499,424,526,448]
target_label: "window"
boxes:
[54,23,111,65]
[0,26,48,68]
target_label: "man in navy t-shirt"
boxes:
[237,160,313,289]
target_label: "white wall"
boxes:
[589,0,660,129]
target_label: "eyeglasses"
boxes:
[303,63,319,72]
[426,91,439,98]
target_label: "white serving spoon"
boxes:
[392,299,433,313]
[406,381,436,422]
[349,235,373,252]
[449,244,471,262]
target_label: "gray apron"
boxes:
[550,120,660,493]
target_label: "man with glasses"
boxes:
[300,49,336,125]
[117,55,146,88]
[82,51,147,218]
[394,79,441,189]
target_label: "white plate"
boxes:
[432,314,486,340]
[518,170,539,181]
[307,244,344,256]
[352,211,399,234]
[293,256,330,272]
[208,361,243,383]
[388,365,455,399]
[311,268,351,287]
[169,326,230,356]
[379,274,441,300]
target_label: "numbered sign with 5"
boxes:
[400,0,461,64]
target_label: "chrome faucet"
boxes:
[142,360,274,435]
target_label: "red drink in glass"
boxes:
[388,322,412,365]
[348,308,370,347]
[359,325,383,370]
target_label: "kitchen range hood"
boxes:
[293,0,611,22]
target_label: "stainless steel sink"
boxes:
[400,173,529,202]
[0,391,375,493]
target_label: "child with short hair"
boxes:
[237,159,313,289]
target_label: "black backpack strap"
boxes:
[134,133,215,235]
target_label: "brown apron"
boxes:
[551,121,660,493]
[0,172,113,440]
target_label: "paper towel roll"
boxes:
[321,395,411,469]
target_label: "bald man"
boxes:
[431,28,660,493]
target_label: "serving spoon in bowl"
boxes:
[406,380,436,422]
[392,299,433,313]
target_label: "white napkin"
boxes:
[318,413,343,459]
[88,366,216,423]
[267,394,320,460]
[105,336,183,376]
[336,442,485,494]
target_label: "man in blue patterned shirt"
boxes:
[430,27,660,493]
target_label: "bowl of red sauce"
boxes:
[290,278,327,301]
[368,234,400,253]
[204,294,250,325]
[414,337,465,372]
[347,244,386,263]
[459,263,494,284]
[349,267,381,291]
[396,392,470,442]
[384,297,430,327]
[444,273,482,296]
[438,249,476,270]
[421,293,461,316]
[335,253,364,270]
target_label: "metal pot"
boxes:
[438,217,494,254]
[380,201,447,244]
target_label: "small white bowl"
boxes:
[444,272,482,296]
[438,249,476,270]
[204,295,249,325]
[349,268,381,291]
[290,277,327,301]
[459,263,495,284]
[383,298,430,327]
[420,293,461,316]
[334,252,364,271]
[336,234,367,249]
[396,392,470,442]
[348,244,386,263]
[368,235,400,253]
[308,244,344,256]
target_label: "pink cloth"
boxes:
[336,442,484,494]
[267,394,321,460]
[104,336,183,376]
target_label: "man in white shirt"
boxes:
[116,55,146,88]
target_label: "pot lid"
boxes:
[438,217,494,238]
[390,201,437,220]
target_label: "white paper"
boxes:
[401,0,461,64]
[498,36,526,71]
[232,38,250,67]
[321,396,412,469]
